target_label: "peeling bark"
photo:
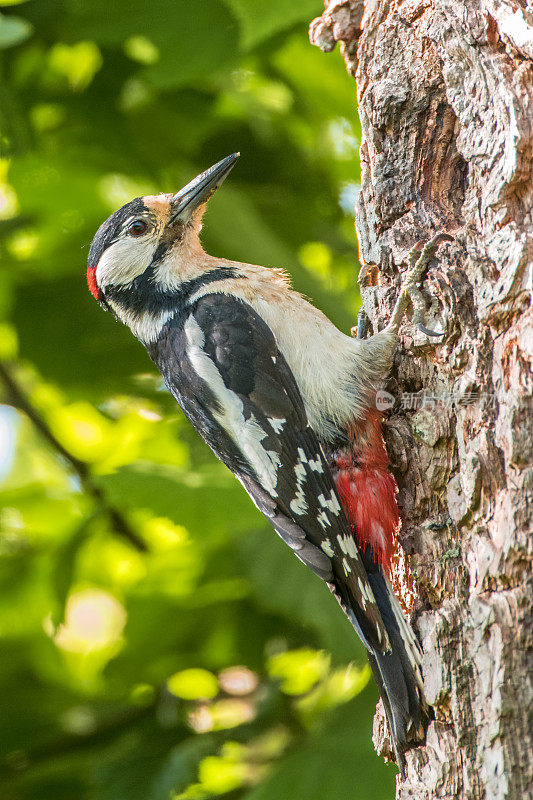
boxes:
[311,2,532,798]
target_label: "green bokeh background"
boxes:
[0,1,396,798]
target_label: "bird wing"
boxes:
[151,292,390,653]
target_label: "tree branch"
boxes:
[0,360,147,552]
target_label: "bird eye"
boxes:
[127,219,148,237]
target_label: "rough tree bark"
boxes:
[310,3,532,799]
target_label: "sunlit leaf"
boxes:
[0,12,32,48]
[167,668,219,701]
[243,692,396,800]
[47,41,103,90]
[197,750,247,794]
[267,648,329,695]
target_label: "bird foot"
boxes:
[387,233,453,337]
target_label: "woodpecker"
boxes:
[87,153,449,771]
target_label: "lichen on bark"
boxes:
[311,2,532,798]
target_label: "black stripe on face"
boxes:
[105,266,240,319]
[149,219,187,266]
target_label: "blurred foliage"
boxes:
[0,1,396,798]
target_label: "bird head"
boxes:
[86,153,239,307]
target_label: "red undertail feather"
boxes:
[332,410,399,574]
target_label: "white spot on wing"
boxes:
[321,540,334,557]
[290,497,307,514]
[342,557,352,575]
[337,534,358,559]
[357,577,367,609]
[357,576,376,609]
[317,511,330,529]
[268,417,286,433]
[295,448,324,481]
[318,490,341,515]
[184,315,281,496]
[290,458,308,515]
[327,489,341,514]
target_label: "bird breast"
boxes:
[249,293,377,441]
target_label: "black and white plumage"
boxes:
[149,293,388,653]
[86,154,438,773]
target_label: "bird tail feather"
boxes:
[365,571,430,773]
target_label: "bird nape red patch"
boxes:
[331,411,399,574]
[87,266,99,300]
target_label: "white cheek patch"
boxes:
[95,236,157,289]
[184,315,281,496]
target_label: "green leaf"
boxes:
[0,12,32,47]
[61,0,240,88]
[243,691,396,800]
[167,668,219,700]
[224,0,321,50]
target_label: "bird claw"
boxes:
[417,323,444,337]
[388,232,452,337]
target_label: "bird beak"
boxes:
[169,153,240,222]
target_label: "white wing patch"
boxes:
[290,458,308,516]
[337,534,358,559]
[268,417,286,434]
[318,490,342,515]
[320,540,334,557]
[297,447,323,474]
[357,576,377,611]
[184,315,281,496]
[317,511,330,530]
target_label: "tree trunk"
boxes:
[310,3,532,798]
